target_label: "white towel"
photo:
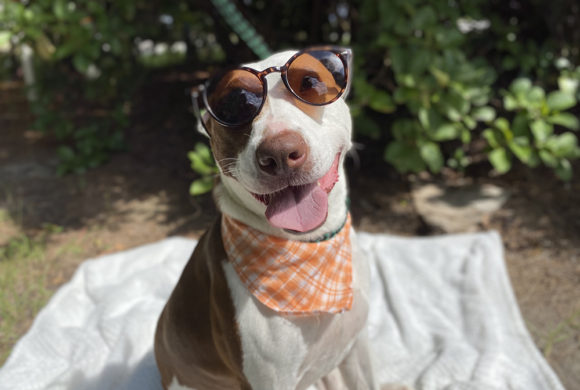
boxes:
[0,232,565,390]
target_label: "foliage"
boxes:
[484,78,579,180]
[0,217,64,364]
[352,1,495,174]
[0,0,217,174]
[1,0,579,182]
[0,30,12,80]
[351,0,579,179]
[188,143,218,195]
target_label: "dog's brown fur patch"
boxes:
[208,119,252,178]
[154,217,251,389]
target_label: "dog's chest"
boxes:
[222,234,370,390]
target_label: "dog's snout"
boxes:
[256,130,309,175]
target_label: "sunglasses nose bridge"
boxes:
[256,66,283,80]
[254,66,285,112]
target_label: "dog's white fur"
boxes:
[170,50,378,389]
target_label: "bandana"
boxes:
[221,214,353,316]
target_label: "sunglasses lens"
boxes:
[206,69,264,126]
[287,50,347,105]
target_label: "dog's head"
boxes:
[198,48,352,238]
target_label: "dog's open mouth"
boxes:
[252,153,341,233]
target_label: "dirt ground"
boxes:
[1,77,579,389]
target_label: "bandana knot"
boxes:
[221,214,353,316]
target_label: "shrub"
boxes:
[351,0,579,178]
[0,0,218,174]
[2,0,579,181]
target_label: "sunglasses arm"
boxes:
[341,48,353,98]
[191,86,212,138]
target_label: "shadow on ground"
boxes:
[0,75,217,239]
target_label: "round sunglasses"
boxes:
[191,46,352,133]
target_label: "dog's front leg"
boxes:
[335,330,379,390]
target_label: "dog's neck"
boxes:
[213,167,349,242]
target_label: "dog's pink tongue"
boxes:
[265,183,328,232]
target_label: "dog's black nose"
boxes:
[256,130,309,175]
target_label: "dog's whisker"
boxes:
[220,163,239,178]
[347,143,363,171]
[217,158,239,175]
[217,158,239,166]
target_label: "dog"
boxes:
[154,47,380,390]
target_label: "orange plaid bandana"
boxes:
[221,214,353,316]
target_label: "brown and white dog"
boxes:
[154,49,379,390]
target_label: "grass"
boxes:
[543,308,580,360]
[0,231,52,364]
[0,203,109,365]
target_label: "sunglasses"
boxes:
[191,46,352,133]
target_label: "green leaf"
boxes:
[398,73,416,88]
[489,148,512,174]
[389,46,406,75]
[384,141,426,173]
[539,150,559,168]
[391,119,420,141]
[353,76,375,97]
[368,89,396,114]
[430,67,450,87]
[354,114,382,139]
[432,123,458,141]
[472,106,496,122]
[189,176,215,196]
[510,78,532,95]
[545,133,578,158]
[34,33,56,60]
[194,142,213,161]
[463,115,477,130]
[0,31,10,50]
[555,159,573,181]
[512,113,530,137]
[530,120,553,144]
[439,96,463,122]
[527,86,546,106]
[503,94,518,111]
[419,141,444,173]
[188,143,217,175]
[418,108,430,129]
[558,76,579,95]
[508,137,537,166]
[546,91,576,111]
[494,117,513,141]
[408,49,432,76]
[57,145,75,162]
[418,108,444,131]
[460,126,472,143]
[53,0,67,20]
[435,29,464,47]
[355,78,396,114]
[394,17,413,35]
[548,113,579,130]
[447,148,470,170]
[72,55,90,73]
[483,128,500,148]
[413,6,437,29]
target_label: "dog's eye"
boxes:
[212,88,263,125]
[300,75,328,96]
